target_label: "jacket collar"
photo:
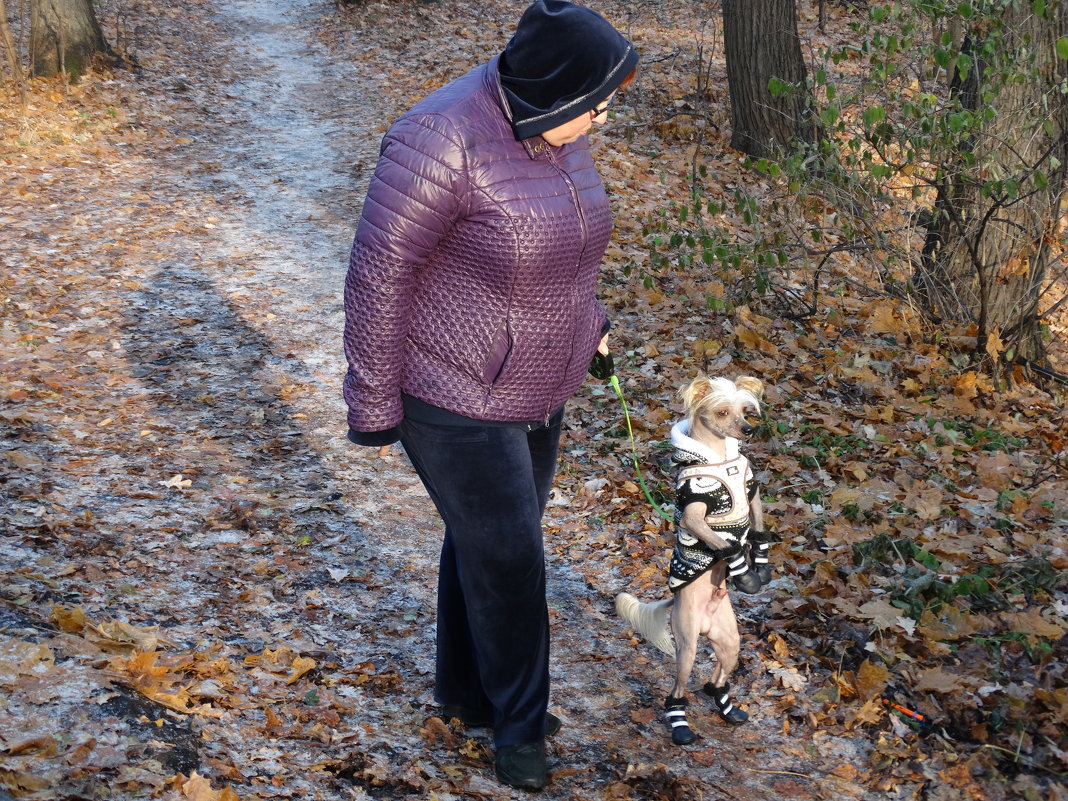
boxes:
[670,419,740,464]
[485,55,551,160]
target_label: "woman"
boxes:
[342,0,638,790]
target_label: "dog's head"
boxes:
[679,374,764,443]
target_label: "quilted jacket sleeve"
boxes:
[343,114,467,436]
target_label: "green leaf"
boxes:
[1034,171,1048,190]
[956,52,973,79]
[1057,37,1068,60]
[916,549,940,571]
[768,76,791,97]
[948,111,971,132]
[863,106,887,126]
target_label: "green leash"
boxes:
[606,372,674,522]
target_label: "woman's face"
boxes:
[541,93,614,147]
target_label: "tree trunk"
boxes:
[916,1,1068,368]
[722,0,817,158]
[30,0,108,79]
[1,0,27,105]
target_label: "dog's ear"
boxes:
[735,376,764,399]
[680,374,712,410]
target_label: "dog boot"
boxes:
[615,593,674,657]
[751,540,772,585]
[703,681,749,725]
[664,695,696,745]
[728,551,762,594]
[749,530,776,585]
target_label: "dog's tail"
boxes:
[615,593,675,658]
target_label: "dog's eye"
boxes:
[716,410,728,417]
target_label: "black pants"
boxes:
[400,412,562,747]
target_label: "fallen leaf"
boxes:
[159,474,193,489]
[914,666,967,693]
[766,659,807,691]
[287,655,317,684]
[855,659,891,701]
[1001,609,1065,639]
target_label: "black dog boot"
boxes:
[729,549,762,593]
[665,695,697,745]
[732,568,762,593]
[703,681,749,724]
[749,530,777,585]
[752,540,772,585]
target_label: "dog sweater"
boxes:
[668,420,756,592]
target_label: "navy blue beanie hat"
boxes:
[499,0,639,140]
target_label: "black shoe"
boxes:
[442,706,561,737]
[749,532,776,586]
[732,570,762,594]
[751,539,772,585]
[664,695,696,745]
[703,681,749,725]
[544,712,561,737]
[495,741,548,791]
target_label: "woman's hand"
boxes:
[597,334,610,355]
[377,445,392,458]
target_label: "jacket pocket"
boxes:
[481,321,513,386]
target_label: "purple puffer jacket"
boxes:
[343,55,612,434]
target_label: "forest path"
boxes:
[149,0,811,796]
[0,0,884,797]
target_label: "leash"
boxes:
[593,351,673,521]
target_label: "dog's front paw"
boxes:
[731,571,763,594]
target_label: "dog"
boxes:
[616,374,771,744]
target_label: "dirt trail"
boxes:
[152,2,880,794]
[0,0,899,798]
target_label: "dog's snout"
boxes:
[741,421,754,435]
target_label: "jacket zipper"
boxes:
[545,147,588,426]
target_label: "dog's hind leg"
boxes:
[664,694,696,745]
[664,574,711,745]
[701,591,748,724]
[704,678,748,724]
[615,593,674,657]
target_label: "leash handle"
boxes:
[609,374,674,521]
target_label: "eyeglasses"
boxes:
[589,100,611,121]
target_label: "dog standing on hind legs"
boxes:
[616,374,768,744]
